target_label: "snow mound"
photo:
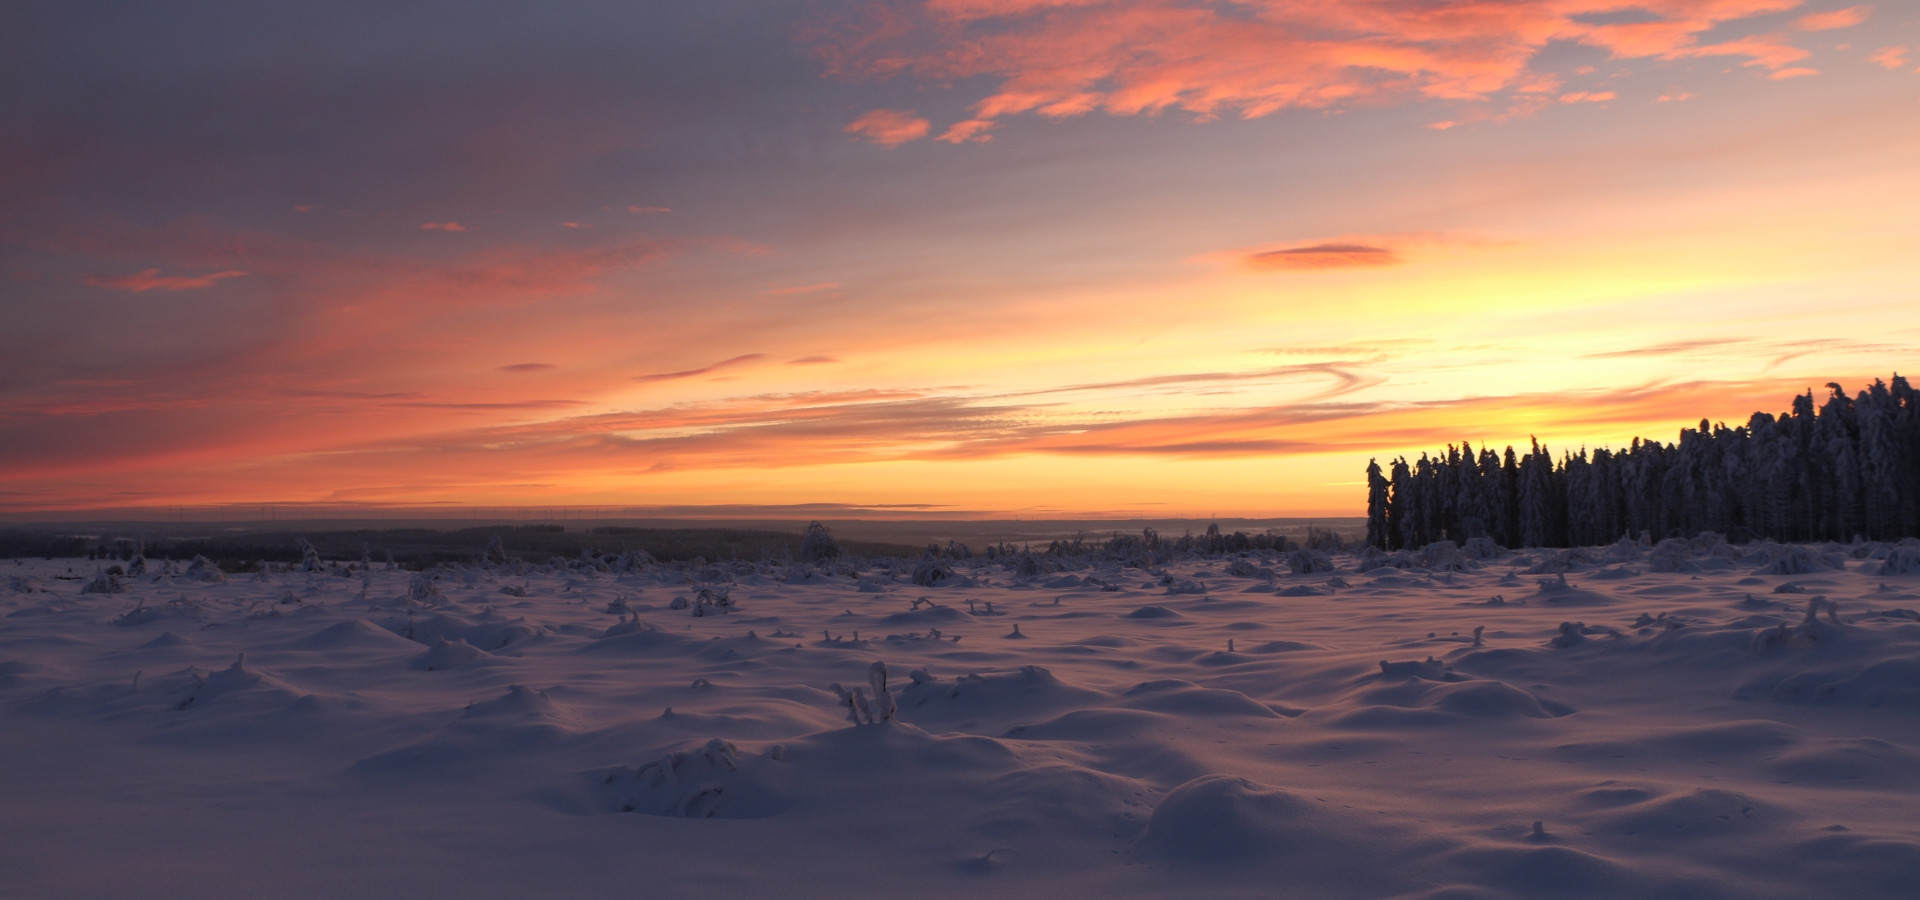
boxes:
[410,637,492,671]
[1119,680,1281,718]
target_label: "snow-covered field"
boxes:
[5,538,1920,899]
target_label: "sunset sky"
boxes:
[4,0,1918,518]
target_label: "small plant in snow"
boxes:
[830,661,898,725]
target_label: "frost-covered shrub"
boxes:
[911,559,954,587]
[1354,551,1413,573]
[830,662,897,726]
[799,521,839,563]
[1753,545,1839,576]
[606,738,744,817]
[1415,541,1466,572]
[1227,558,1273,579]
[1648,539,1695,574]
[1302,527,1346,553]
[691,585,733,616]
[1525,548,1596,575]
[184,555,226,583]
[1461,537,1504,561]
[407,571,445,606]
[1008,554,1057,578]
[295,538,324,573]
[1285,549,1333,575]
[81,572,125,594]
[1601,536,1644,563]
[1876,541,1920,576]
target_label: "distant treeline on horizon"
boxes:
[1365,375,1920,549]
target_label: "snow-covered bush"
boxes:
[1286,549,1333,575]
[295,538,324,573]
[407,571,445,606]
[1753,545,1838,576]
[1460,537,1503,561]
[1648,539,1695,573]
[912,558,954,587]
[1415,541,1466,572]
[799,521,839,563]
[184,555,226,583]
[1227,558,1273,579]
[1876,541,1920,576]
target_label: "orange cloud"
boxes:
[420,221,467,231]
[811,1,1821,135]
[499,363,556,372]
[845,108,932,146]
[82,268,247,293]
[1869,45,1907,69]
[1794,5,1870,30]
[1769,66,1820,78]
[627,205,671,214]
[1559,91,1616,103]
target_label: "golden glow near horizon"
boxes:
[3,1,1918,517]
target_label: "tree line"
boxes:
[1365,375,1920,549]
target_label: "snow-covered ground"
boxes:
[5,538,1920,899]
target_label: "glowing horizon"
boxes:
[3,1,1917,517]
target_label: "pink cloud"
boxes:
[1769,66,1820,79]
[1559,91,1616,104]
[83,268,247,293]
[1795,5,1871,30]
[420,221,467,231]
[845,108,933,146]
[1869,45,1907,69]
[810,1,1824,134]
[627,205,671,214]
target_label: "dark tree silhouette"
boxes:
[1366,376,1920,548]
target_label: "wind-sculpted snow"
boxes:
[4,540,1920,898]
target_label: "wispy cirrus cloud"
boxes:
[83,267,247,293]
[632,353,769,384]
[809,0,1824,143]
[1582,338,1753,358]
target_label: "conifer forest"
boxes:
[1366,375,1920,549]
